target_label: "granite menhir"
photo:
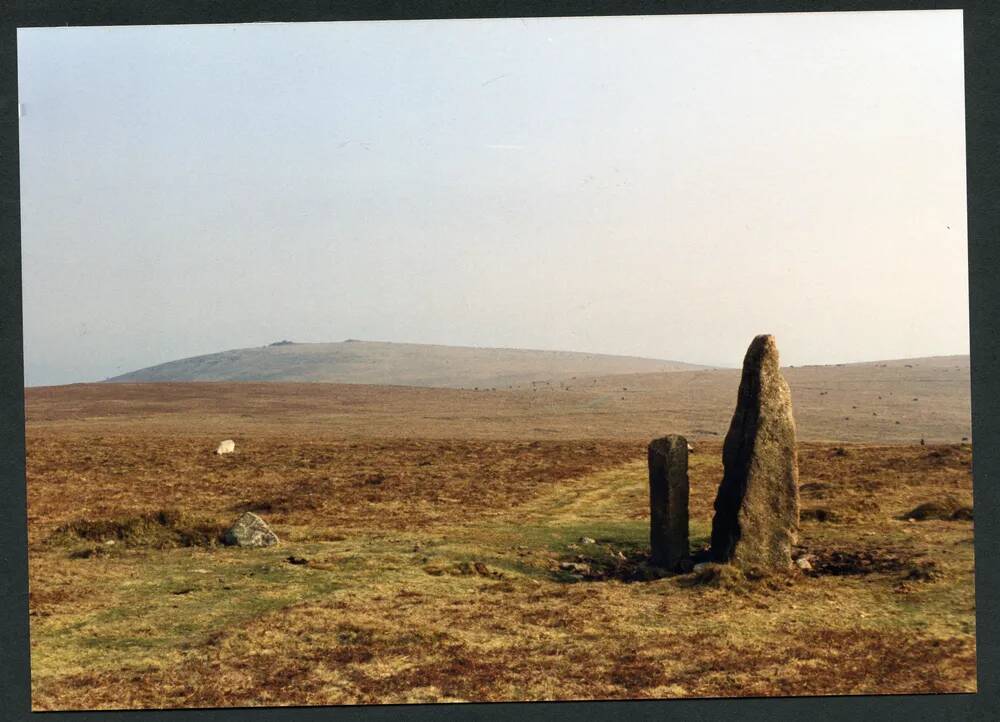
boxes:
[648,434,690,570]
[710,334,799,571]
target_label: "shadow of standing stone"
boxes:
[648,435,689,570]
[710,334,799,571]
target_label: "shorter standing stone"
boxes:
[223,512,279,548]
[648,435,690,570]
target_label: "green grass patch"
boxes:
[31,544,348,676]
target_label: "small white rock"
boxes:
[795,558,813,572]
[579,537,596,545]
[216,439,236,455]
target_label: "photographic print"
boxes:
[18,10,974,710]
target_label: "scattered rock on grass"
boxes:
[807,548,908,576]
[222,512,279,548]
[422,560,504,579]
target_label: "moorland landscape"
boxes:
[17,8,974,712]
[25,340,975,709]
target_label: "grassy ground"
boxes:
[27,423,976,708]
[26,355,971,444]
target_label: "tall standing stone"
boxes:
[648,434,689,569]
[710,335,799,571]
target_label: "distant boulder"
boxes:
[222,512,278,547]
[216,439,236,455]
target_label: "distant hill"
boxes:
[105,340,711,389]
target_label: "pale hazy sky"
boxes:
[18,10,968,386]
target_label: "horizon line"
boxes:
[25,337,971,389]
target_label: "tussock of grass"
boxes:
[904,560,944,582]
[686,562,746,588]
[801,507,839,523]
[678,562,796,591]
[49,510,228,550]
[903,496,974,521]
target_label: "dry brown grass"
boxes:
[26,355,971,443]
[27,433,639,542]
[25,383,976,710]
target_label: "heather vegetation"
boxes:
[25,367,975,708]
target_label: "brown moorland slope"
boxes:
[29,355,970,443]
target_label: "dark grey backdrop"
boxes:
[1,2,996,720]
